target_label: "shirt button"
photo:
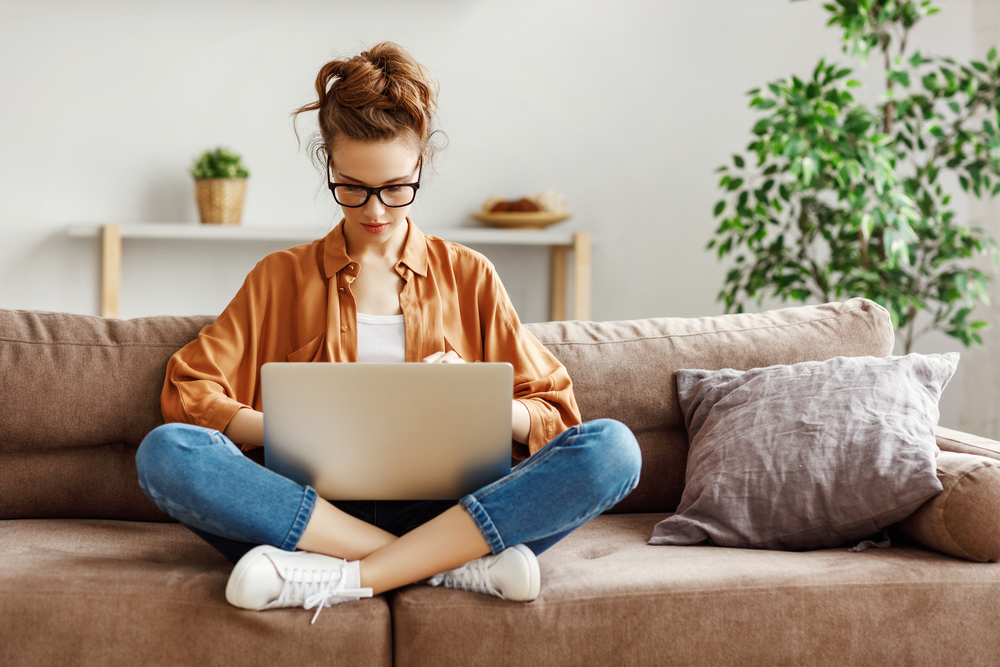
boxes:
[341,326,348,332]
[338,287,345,292]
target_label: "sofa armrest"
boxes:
[936,425,1000,462]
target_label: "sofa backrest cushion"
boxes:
[2,297,893,520]
[0,309,215,520]
[524,297,895,513]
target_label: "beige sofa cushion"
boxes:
[391,513,1000,667]
[0,309,214,520]
[526,297,895,513]
[0,519,392,667]
[899,452,1000,562]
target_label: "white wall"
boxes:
[958,0,1000,437]
[1,0,990,431]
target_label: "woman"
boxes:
[136,42,641,623]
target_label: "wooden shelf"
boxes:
[67,223,592,321]
[66,223,577,246]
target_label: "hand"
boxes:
[422,350,466,364]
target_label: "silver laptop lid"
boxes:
[262,362,513,500]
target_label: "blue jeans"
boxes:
[136,419,641,564]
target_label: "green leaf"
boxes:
[860,213,874,240]
[973,61,989,73]
[888,70,911,87]
[990,47,998,62]
[845,79,862,88]
[714,200,726,217]
[733,154,745,168]
[752,118,772,135]
[802,156,816,185]
[948,101,961,114]
[727,178,744,191]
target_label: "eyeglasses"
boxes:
[327,155,422,208]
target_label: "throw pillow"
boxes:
[649,353,957,551]
[898,451,1000,562]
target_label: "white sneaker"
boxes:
[425,544,540,601]
[225,545,373,624]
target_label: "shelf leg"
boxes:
[550,246,568,321]
[101,224,122,318]
[572,232,592,321]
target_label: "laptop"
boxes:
[261,362,514,500]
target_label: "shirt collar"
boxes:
[322,217,428,278]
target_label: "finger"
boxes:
[440,351,466,364]
[422,351,446,363]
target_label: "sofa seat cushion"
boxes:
[390,514,1000,667]
[0,519,392,667]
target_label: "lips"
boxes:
[363,222,389,234]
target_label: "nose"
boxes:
[363,191,386,218]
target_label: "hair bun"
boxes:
[293,42,438,157]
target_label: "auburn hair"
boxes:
[292,42,441,169]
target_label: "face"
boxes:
[329,136,422,254]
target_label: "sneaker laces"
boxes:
[273,563,373,624]
[427,557,501,598]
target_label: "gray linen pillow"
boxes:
[649,353,957,551]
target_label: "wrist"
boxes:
[223,407,265,449]
[512,399,531,445]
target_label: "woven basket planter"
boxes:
[194,178,246,224]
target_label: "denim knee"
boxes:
[136,423,184,498]
[136,422,223,499]
[577,418,642,505]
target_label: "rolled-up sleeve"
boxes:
[161,271,264,433]
[478,264,582,458]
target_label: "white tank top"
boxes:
[356,312,406,363]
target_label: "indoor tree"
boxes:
[709,0,1000,353]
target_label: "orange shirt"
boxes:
[161,219,582,459]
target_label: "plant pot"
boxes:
[194,178,246,224]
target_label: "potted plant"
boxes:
[709,0,1000,353]
[190,147,250,225]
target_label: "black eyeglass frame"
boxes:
[327,155,423,208]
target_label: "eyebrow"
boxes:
[335,172,412,186]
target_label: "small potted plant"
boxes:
[190,147,250,224]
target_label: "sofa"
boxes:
[3,296,1000,667]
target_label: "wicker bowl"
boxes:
[194,178,246,224]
